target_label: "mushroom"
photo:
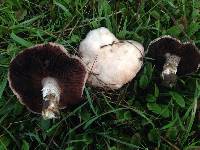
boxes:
[147,35,200,87]
[79,27,144,90]
[8,43,88,119]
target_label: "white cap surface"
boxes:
[79,27,144,89]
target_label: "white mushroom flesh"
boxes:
[41,77,61,119]
[161,53,181,79]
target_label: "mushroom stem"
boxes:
[161,53,181,87]
[41,77,61,119]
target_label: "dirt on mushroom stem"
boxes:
[41,77,61,119]
[161,53,181,87]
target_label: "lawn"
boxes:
[0,0,200,149]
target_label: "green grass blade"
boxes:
[0,76,7,99]
[0,126,20,149]
[10,33,33,47]
[85,88,98,116]
[98,133,143,149]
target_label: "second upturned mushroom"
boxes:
[147,35,200,87]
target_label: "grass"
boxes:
[0,0,200,149]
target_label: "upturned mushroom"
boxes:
[8,43,88,119]
[79,27,144,90]
[147,35,200,87]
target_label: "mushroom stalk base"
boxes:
[161,54,181,87]
[41,77,61,119]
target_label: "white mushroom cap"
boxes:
[79,27,118,61]
[79,27,144,90]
